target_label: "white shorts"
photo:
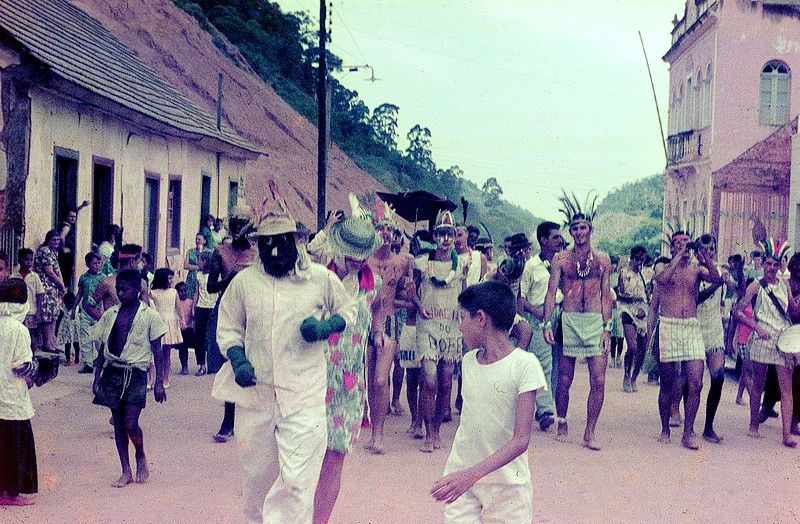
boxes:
[443,482,532,524]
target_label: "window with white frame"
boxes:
[759,61,790,126]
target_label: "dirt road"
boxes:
[3,360,799,523]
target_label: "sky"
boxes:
[276,0,683,220]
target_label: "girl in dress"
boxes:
[0,278,38,506]
[149,268,182,388]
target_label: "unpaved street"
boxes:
[3,360,800,523]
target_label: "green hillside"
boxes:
[593,174,664,257]
[174,0,542,240]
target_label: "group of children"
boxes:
[0,237,225,504]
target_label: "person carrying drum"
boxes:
[734,239,799,448]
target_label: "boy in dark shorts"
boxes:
[91,269,167,487]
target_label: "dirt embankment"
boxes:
[72,0,385,229]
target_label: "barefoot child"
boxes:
[149,269,183,388]
[432,281,546,523]
[91,269,167,487]
[174,282,194,375]
[55,292,79,365]
[0,279,38,506]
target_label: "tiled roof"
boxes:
[0,0,259,155]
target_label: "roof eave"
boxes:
[45,75,262,160]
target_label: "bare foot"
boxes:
[735,396,744,405]
[368,435,385,455]
[112,471,133,488]
[702,431,724,444]
[408,424,424,439]
[583,437,601,451]
[747,426,761,439]
[669,413,682,428]
[556,421,568,441]
[433,435,442,450]
[681,434,700,450]
[390,402,405,416]
[135,459,149,483]
[783,437,797,448]
[658,431,671,443]
[419,437,436,453]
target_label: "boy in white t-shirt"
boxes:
[432,280,546,523]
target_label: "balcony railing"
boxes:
[667,130,704,164]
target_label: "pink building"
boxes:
[663,0,800,257]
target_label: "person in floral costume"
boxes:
[314,215,382,524]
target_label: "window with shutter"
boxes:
[759,61,791,126]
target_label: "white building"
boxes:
[0,0,259,281]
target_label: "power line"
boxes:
[333,6,368,64]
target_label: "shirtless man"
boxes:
[543,203,612,450]
[651,231,720,449]
[86,244,145,320]
[366,214,413,454]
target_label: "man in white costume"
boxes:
[212,182,356,524]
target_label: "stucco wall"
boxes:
[24,86,246,277]
[713,0,800,171]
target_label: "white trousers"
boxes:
[235,403,327,524]
[443,482,533,524]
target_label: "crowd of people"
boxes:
[2,187,800,524]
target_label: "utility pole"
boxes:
[317,0,330,230]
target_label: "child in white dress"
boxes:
[149,269,183,388]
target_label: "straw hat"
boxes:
[329,217,382,261]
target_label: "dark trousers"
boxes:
[176,328,195,368]
[194,308,212,367]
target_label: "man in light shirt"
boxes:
[212,187,356,524]
[519,221,563,431]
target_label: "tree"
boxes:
[405,124,435,172]
[482,177,503,206]
[439,165,464,193]
[369,103,400,150]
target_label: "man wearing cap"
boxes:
[520,221,563,431]
[543,196,612,450]
[211,186,357,524]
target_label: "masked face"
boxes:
[258,233,298,278]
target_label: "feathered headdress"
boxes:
[253,180,297,236]
[558,190,597,227]
[762,237,791,261]
[348,193,373,223]
[663,219,695,246]
[434,209,456,233]
[373,196,399,230]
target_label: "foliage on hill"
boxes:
[593,174,664,257]
[173,0,541,240]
